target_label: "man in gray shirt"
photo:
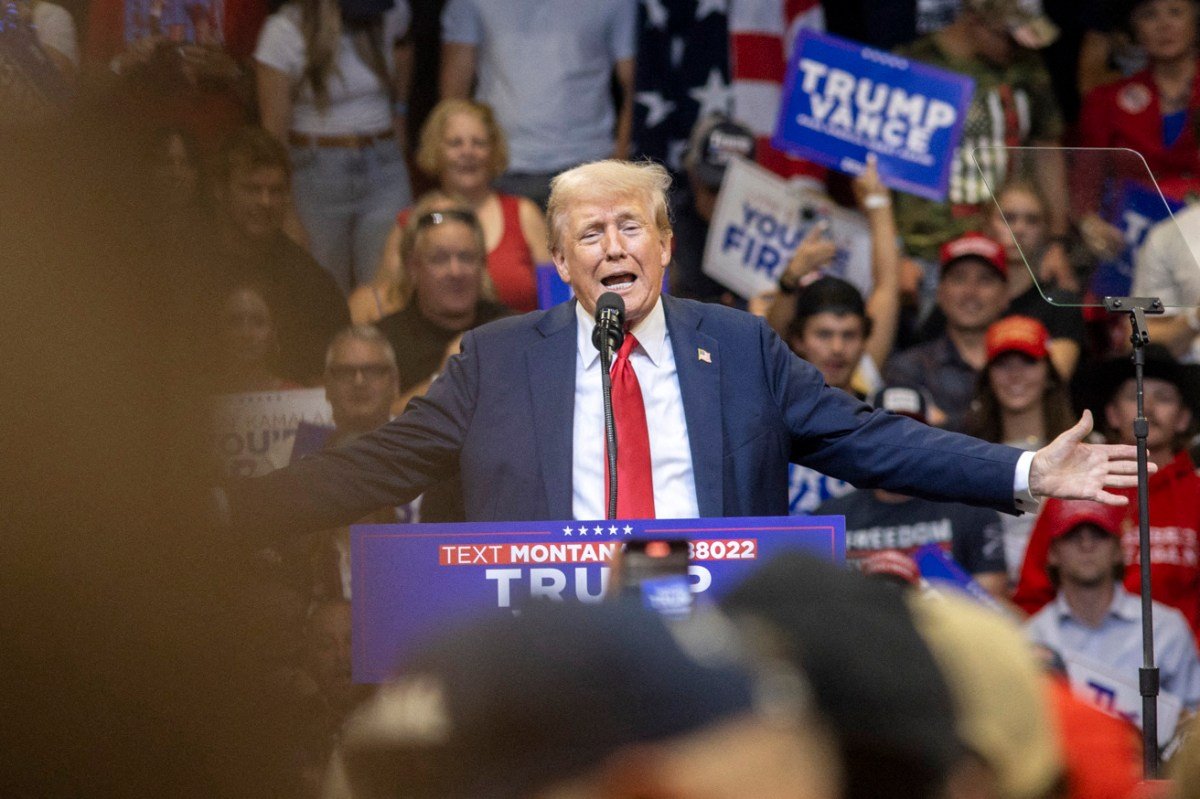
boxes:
[439,0,637,207]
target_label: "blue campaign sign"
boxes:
[913,544,1002,612]
[536,264,574,309]
[1089,180,1186,299]
[352,515,844,683]
[773,30,975,201]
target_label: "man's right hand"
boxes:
[779,222,837,291]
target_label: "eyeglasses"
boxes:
[415,209,479,229]
[327,364,394,382]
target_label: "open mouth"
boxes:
[601,272,637,291]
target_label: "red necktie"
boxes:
[604,334,656,519]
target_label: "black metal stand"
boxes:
[1104,296,1165,778]
[600,343,618,520]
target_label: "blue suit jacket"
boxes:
[231,296,1022,533]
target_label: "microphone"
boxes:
[592,292,624,519]
[592,292,625,358]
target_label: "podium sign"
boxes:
[352,515,845,683]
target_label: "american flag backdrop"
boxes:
[631,0,732,172]
[729,0,825,180]
[632,0,825,181]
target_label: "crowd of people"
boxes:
[7,0,1200,795]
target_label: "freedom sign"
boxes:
[351,515,845,683]
[702,157,872,300]
[773,30,975,201]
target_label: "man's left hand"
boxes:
[1029,410,1154,506]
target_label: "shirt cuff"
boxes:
[1012,450,1039,514]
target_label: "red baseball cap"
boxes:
[939,232,1008,279]
[1041,499,1125,542]
[860,550,921,585]
[986,316,1050,363]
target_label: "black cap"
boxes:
[685,114,757,189]
[871,385,932,424]
[338,601,762,799]
[1073,344,1200,426]
[721,553,960,799]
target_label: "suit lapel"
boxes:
[528,301,579,518]
[664,297,724,517]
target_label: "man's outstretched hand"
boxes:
[1029,410,1155,506]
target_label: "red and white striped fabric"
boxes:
[729,0,826,181]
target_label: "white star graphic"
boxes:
[563,526,573,536]
[593,525,604,536]
[695,0,727,20]
[623,525,633,535]
[609,525,618,536]
[642,0,668,29]
[688,68,732,119]
[636,91,676,129]
[671,36,685,70]
[578,526,588,536]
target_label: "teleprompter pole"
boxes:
[1104,296,1164,778]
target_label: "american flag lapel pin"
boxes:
[697,348,711,363]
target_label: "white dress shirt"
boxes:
[566,298,1036,522]
[571,299,699,521]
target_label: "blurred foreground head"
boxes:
[908,592,1063,799]
[721,553,960,799]
[0,102,252,791]
[330,600,841,799]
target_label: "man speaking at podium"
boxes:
[226,161,1146,534]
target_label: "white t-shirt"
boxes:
[33,1,79,66]
[1134,203,1200,362]
[255,1,410,136]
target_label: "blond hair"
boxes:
[545,159,673,254]
[415,99,509,181]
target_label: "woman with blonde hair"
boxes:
[254,0,413,294]
[350,98,550,323]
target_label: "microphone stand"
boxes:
[1104,295,1165,778]
[599,340,618,520]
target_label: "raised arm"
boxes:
[764,224,837,336]
[855,155,900,370]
